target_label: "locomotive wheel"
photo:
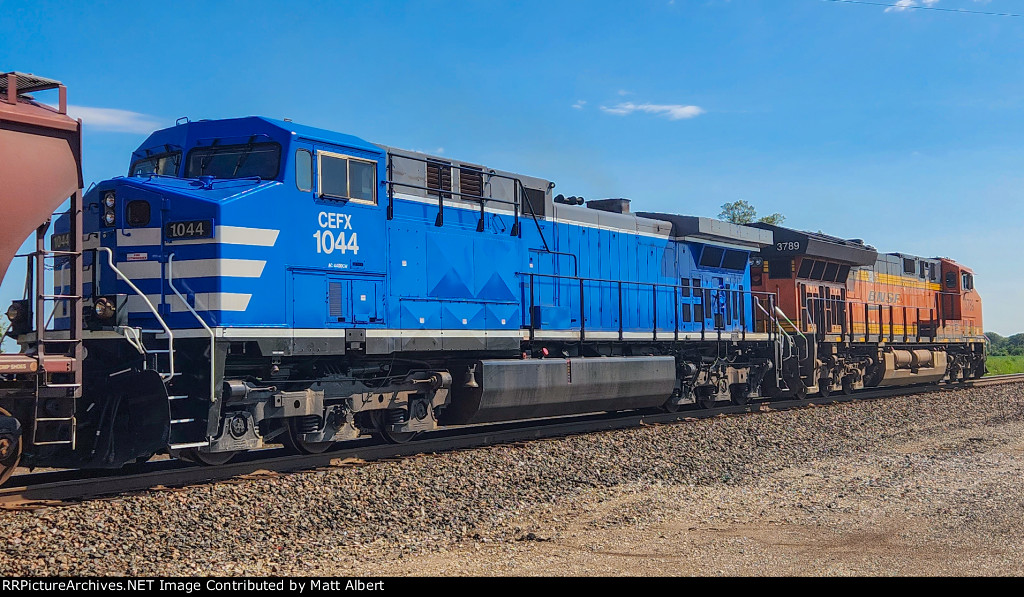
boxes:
[0,407,22,486]
[281,421,334,455]
[841,377,855,395]
[177,447,237,466]
[818,380,831,398]
[120,453,155,474]
[662,399,682,413]
[380,427,419,444]
[793,384,808,400]
[375,411,420,444]
[697,393,717,410]
[730,384,751,406]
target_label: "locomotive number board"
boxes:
[165,219,214,240]
[52,232,71,251]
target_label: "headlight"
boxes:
[103,210,116,227]
[5,303,24,323]
[93,297,116,321]
[103,191,116,208]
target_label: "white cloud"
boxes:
[571,100,587,109]
[885,0,939,12]
[600,102,705,120]
[66,105,163,134]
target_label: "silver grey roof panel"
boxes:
[635,213,773,248]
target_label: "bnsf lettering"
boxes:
[314,212,359,255]
[867,290,901,304]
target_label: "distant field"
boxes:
[986,355,1024,376]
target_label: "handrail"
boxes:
[772,305,808,360]
[97,247,175,381]
[773,305,806,340]
[520,270,779,339]
[755,296,792,355]
[802,294,978,343]
[167,254,217,403]
[384,151,551,250]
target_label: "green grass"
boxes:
[985,355,1024,376]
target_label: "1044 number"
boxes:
[313,229,360,255]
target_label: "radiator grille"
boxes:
[426,160,451,199]
[459,166,483,200]
[328,282,343,318]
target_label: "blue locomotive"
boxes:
[38,116,779,467]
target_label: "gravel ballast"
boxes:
[1,383,1021,576]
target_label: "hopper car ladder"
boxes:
[12,194,86,448]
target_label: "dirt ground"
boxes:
[380,417,1024,576]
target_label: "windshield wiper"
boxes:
[231,145,255,177]
[230,136,260,178]
[198,140,220,177]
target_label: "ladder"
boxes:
[30,195,84,448]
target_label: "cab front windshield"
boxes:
[185,142,281,180]
[130,151,181,177]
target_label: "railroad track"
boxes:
[3,373,1022,509]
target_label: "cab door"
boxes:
[306,142,387,327]
[939,260,962,323]
[701,274,727,330]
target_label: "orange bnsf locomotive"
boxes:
[749,224,985,398]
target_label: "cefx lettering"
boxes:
[318,211,352,230]
[314,212,359,255]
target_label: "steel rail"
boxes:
[2,374,1023,507]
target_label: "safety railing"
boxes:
[520,271,780,344]
[167,254,216,402]
[97,247,175,381]
[384,152,553,249]
[803,293,977,343]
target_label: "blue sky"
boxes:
[1,0,1022,334]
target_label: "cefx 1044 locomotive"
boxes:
[0,115,984,475]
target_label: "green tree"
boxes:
[718,200,786,226]
[718,200,757,224]
[987,332,1007,355]
[0,319,8,354]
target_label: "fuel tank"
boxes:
[877,349,948,386]
[440,356,677,425]
[0,72,81,282]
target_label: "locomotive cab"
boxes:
[938,258,982,339]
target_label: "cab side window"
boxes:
[318,151,377,205]
[295,149,313,192]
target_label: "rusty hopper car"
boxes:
[0,72,84,484]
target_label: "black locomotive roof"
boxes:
[635,213,773,249]
[747,223,878,265]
